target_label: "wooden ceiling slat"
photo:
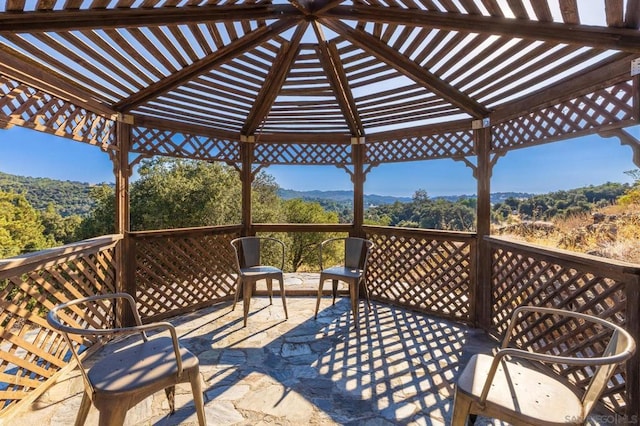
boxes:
[171,89,251,115]
[57,32,146,92]
[243,22,308,135]
[626,0,640,28]
[6,1,25,12]
[186,24,213,56]
[63,0,83,8]
[321,18,488,117]
[2,33,122,101]
[530,0,553,22]
[402,28,435,59]
[437,0,463,12]
[412,29,448,66]
[102,28,167,81]
[196,74,258,98]
[148,26,189,69]
[455,0,483,15]
[479,0,504,17]
[605,0,625,27]
[430,34,490,80]
[89,0,111,8]
[323,5,640,52]
[423,32,468,73]
[167,26,200,63]
[558,0,579,24]
[127,28,180,75]
[441,36,501,85]
[36,1,55,11]
[391,26,416,50]
[116,19,299,111]
[506,0,528,19]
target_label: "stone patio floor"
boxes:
[11,288,507,425]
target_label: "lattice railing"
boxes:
[254,142,352,165]
[364,226,476,322]
[131,126,240,162]
[0,235,121,416]
[488,236,640,416]
[129,226,241,321]
[366,130,475,164]
[0,75,116,148]
[493,80,637,151]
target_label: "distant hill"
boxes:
[279,189,535,205]
[0,171,102,217]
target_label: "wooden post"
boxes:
[475,126,492,330]
[352,139,365,237]
[625,272,639,422]
[115,119,134,325]
[240,137,253,236]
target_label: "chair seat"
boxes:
[457,353,583,425]
[240,266,283,278]
[89,336,199,394]
[320,266,364,281]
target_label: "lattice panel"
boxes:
[0,75,116,147]
[491,245,629,412]
[133,231,239,320]
[493,80,636,151]
[254,142,352,165]
[366,130,475,164]
[365,230,474,321]
[0,247,117,413]
[131,126,240,162]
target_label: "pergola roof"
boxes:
[0,0,638,146]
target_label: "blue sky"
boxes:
[0,125,638,197]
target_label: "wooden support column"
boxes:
[352,138,365,237]
[114,118,134,326]
[625,271,640,422]
[240,136,254,236]
[475,126,492,330]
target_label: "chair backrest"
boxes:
[344,237,371,270]
[231,236,285,269]
[503,306,636,417]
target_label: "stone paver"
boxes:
[11,283,505,426]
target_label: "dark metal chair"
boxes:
[314,237,374,327]
[230,236,288,327]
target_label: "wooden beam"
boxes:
[0,45,115,117]
[492,53,635,123]
[323,5,640,53]
[243,22,308,136]
[314,21,364,137]
[114,19,300,112]
[0,4,302,32]
[626,0,640,29]
[320,18,489,118]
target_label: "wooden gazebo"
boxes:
[0,1,639,422]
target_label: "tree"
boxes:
[0,191,52,257]
[74,184,116,240]
[281,198,339,271]
[40,203,82,244]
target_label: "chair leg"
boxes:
[266,278,273,304]
[98,403,128,426]
[315,277,324,319]
[74,390,92,426]
[243,279,252,327]
[165,385,176,414]
[231,278,241,311]
[349,278,359,327]
[190,371,207,426]
[278,274,288,319]
[361,279,372,309]
[331,279,338,305]
[451,388,473,426]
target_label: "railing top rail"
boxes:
[486,235,640,276]
[364,224,477,241]
[0,234,123,278]
[127,224,242,239]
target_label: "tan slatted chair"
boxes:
[231,236,288,327]
[47,293,206,426]
[452,306,636,426]
[314,237,374,327]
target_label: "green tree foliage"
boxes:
[0,191,53,257]
[39,203,82,244]
[492,182,628,221]
[618,170,640,206]
[74,184,116,240]
[365,190,476,231]
[280,198,340,271]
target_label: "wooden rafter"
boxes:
[114,19,301,112]
[323,5,640,52]
[626,0,640,28]
[242,22,309,136]
[0,4,303,32]
[314,21,363,137]
[319,18,489,118]
[0,46,114,116]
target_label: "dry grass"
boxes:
[493,204,640,265]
